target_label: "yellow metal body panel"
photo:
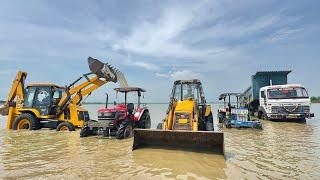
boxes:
[175,100,194,112]
[178,118,188,124]
[7,107,18,129]
[165,99,199,131]
[205,105,212,117]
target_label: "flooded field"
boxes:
[0,104,320,179]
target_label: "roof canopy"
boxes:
[254,70,292,76]
[219,93,244,100]
[174,79,201,84]
[114,87,146,93]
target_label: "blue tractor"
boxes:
[218,93,262,129]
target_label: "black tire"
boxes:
[12,113,41,130]
[224,120,231,128]
[56,122,75,131]
[156,122,163,129]
[80,126,92,137]
[262,113,268,120]
[205,113,214,131]
[116,120,133,139]
[137,111,151,129]
[258,111,262,119]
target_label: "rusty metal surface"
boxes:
[133,129,224,154]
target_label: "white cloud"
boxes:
[155,72,169,78]
[156,70,202,80]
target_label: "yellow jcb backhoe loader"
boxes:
[133,79,224,153]
[0,57,127,131]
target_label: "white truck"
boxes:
[242,71,314,121]
[258,84,314,120]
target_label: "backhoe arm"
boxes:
[0,71,27,116]
[55,57,128,116]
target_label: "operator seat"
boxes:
[127,103,134,114]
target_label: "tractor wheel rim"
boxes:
[17,119,30,129]
[60,126,69,131]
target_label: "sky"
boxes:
[0,0,319,103]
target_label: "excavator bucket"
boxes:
[88,57,128,87]
[133,129,224,154]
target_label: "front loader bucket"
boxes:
[133,129,224,154]
[88,57,128,87]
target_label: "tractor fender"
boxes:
[135,108,149,121]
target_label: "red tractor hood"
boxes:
[98,104,127,113]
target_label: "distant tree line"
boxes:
[311,96,320,103]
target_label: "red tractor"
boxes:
[80,87,151,139]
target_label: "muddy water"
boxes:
[0,104,319,179]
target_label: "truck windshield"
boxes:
[267,87,309,99]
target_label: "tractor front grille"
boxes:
[98,112,116,120]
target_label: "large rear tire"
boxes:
[116,120,133,139]
[56,122,75,131]
[138,111,151,129]
[12,113,41,130]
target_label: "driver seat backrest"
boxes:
[127,103,134,114]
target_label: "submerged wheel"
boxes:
[116,120,133,139]
[12,113,40,130]
[56,122,75,131]
[156,122,163,129]
[224,120,231,128]
[138,111,151,129]
[205,113,214,131]
[80,126,93,137]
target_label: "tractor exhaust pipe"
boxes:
[88,57,128,87]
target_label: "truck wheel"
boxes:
[262,113,268,120]
[116,120,133,139]
[12,113,41,130]
[138,112,151,129]
[80,126,92,137]
[56,122,75,131]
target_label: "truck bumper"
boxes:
[268,113,314,120]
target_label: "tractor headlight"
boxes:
[98,112,104,117]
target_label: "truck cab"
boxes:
[258,84,314,121]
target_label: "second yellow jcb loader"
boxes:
[133,79,224,153]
